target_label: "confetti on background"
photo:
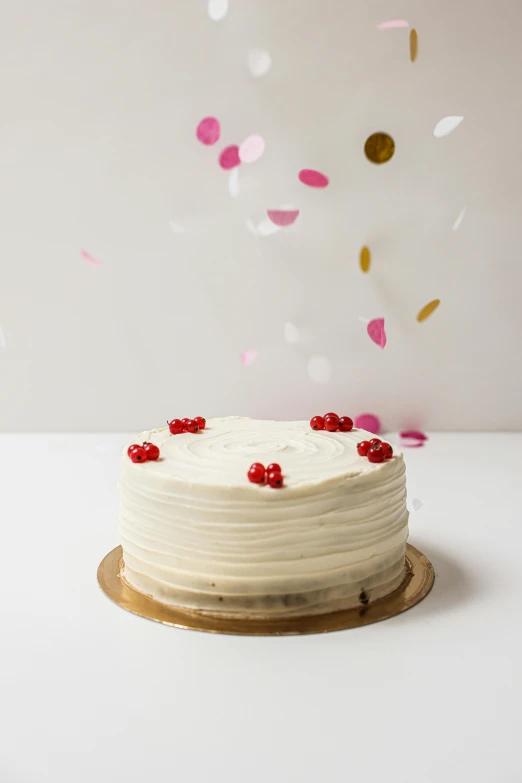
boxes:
[453,207,467,231]
[412,498,423,511]
[240,348,258,367]
[357,316,370,324]
[266,209,299,227]
[196,116,221,145]
[355,413,381,434]
[80,249,102,266]
[0,327,5,350]
[256,218,281,236]
[284,322,300,344]
[417,299,440,322]
[298,169,329,188]
[169,221,186,234]
[360,246,371,273]
[377,19,409,29]
[433,116,463,138]
[409,28,418,62]
[367,318,387,349]
[245,218,259,236]
[228,168,240,198]
[219,145,240,170]
[247,48,272,77]
[364,132,395,164]
[307,355,332,384]
[239,134,265,163]
[207,0,229,22]
[400,430,428,448]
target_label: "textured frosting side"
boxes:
[118,417,409,617]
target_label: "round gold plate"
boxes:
[97,544,434,636]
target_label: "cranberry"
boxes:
[324,414,339,432]
[194,416,206,430]
[368,444,385,463]
[142,442,160,461]
[267,471,284,488]
[129,445,147,463]
[338,416,353,432]
[357,440,371,456]
[310,415,325,431]
[127,443,140,456]
[381,442,393,459]
[168,419,184,435]
[248,463,266,483]
[185,419,200,433]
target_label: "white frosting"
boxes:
[118,417,409,617]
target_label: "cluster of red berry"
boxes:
[247,462,284,488]
[168,416,206,435]
[127,442,160,463]
[357,437,393,463]
[310,413,353,432]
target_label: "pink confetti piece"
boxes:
[377,19,409,29]
[240,348,258,367]
[196,116,221,146]
[354,414,381,434]
[81,249,102,266]
[399,429,428,448]
[400,429,428,441]
[298,169,329,188]
[239,135,265,163]
[266,209,299,227]
[367,318,386,349]
[219,145,240,170]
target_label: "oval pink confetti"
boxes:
[219,145,240,170]
[298,169,329,188]
[196,116,221,146]
[240,348,258,367]
[266,209,299,227]
[81,249,102,266]
[355,414,381,435]
[367,318,387,349]
[377,19,409,29]
[239,135,265,163]
[399,429,428,441]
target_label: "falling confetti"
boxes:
[284,322,300,344]
[377,19,409,29]
[0,327,5,350]
[245,218,259,236]
[452,207,467,231]
[207,0,229,21]
[367,318,386,349]
[228,168,240,198]
[307,355,332,384]
[219,145,240,170]
[400,430,428,448]
[196,116,221,145]
[412,498,423,512]
[239,135,265,163]
[169,221,185,234]
[256,218,281,236]
[360,246,371,273]
[355,413,381,434]
[247,49,272,77]
[364,132,395,164]
[417,299,440,322]
[298,169,329,188]
[81,249,102,265]
[241,348,258,367]
[266,209,299,227]
[409,28,418,62]
[433,116,463,138]
[357,316,370,324]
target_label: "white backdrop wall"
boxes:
[1,0,521,432]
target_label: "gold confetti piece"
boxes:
[410,28,418,62]
[417,299,440,322]
[364,132,395,164]
[360,246,371,273]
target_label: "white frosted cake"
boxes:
[118,417,409,617]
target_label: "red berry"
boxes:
[194,416,206,430]
[142,442,160,461]
[357,440,371,456]
[129,445,147,463]
[324,414,339,432]
[369,438,382,447]
[381,442,393,459]
[127,443,140,456]
[185,419,200,434]
[324,412,339,423]
[267,470,284,488]
[338,416,353,432]
[248,463,266,483]
[310,415,325,431]
[368,444,385,463]
[168,418,184,435]
[181,418,191,430]
[266,463,281,474]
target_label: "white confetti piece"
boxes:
[241,348,258,367]
[247,48,272,77]
[169,221,185,234]
[207,0,228,21]
[452,206,467,231]
[377,19,409,29]
[284,322,300,344]
[412,498,423,512]
[228,168,240,198]
[239,134,265,163]
[433,115,464,138]
[256,218,281,236]
[358,316,371,325]
[245,218,259,236]
[0,327,5,350]
[307,355,332,384]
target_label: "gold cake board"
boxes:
[97,544,434,636]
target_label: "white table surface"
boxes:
[1,433,521,783]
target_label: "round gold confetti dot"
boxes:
[360,246,371,273]
[364,132,395,164]
[410,29,418,62]
[417,299,440,322]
